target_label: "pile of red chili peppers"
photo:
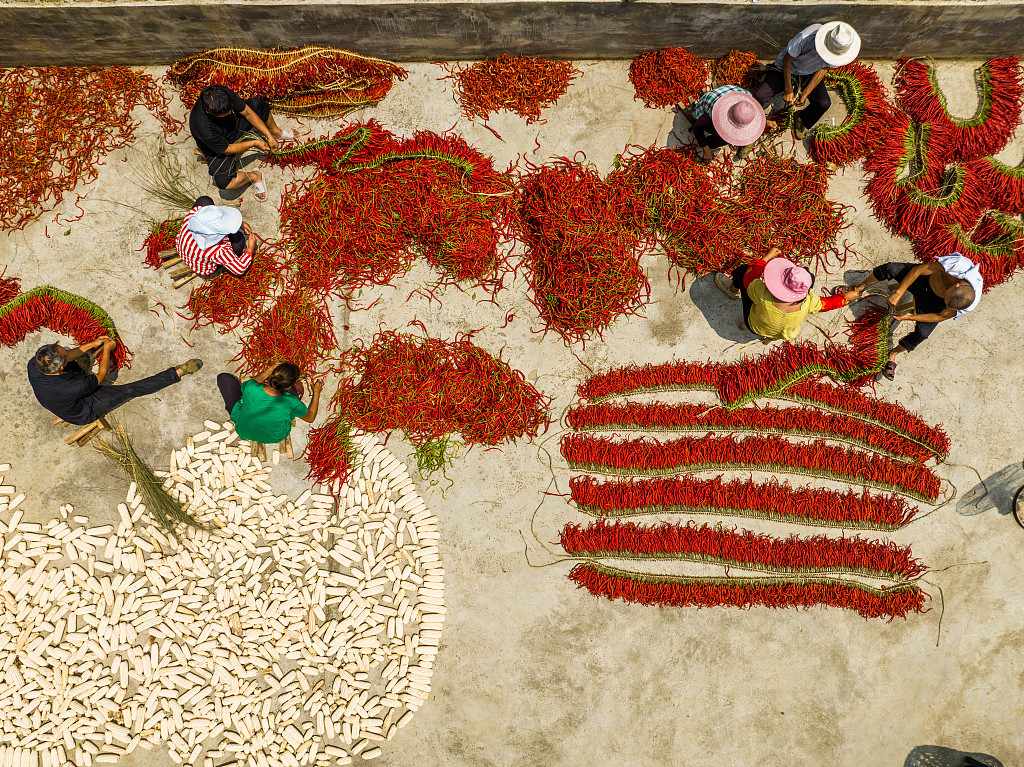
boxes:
[185,246,285,332]
[0,66,180,231]
[167,46,407,118]
[437,55,582,123]
[235,289,337,378]
[0,278,132,368]
[710,50,760,88]
[629,48,709,108]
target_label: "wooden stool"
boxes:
[251,434,293,462]
[157,248,197,289]
[53,415,111,447]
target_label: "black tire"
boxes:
[1012,484,1024,530]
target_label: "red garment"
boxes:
[175,206,252,277]
[745,258,845,311]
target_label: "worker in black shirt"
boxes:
[27,337,203,426]
[189,85,293,202]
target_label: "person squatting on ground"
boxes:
[188,84,294,201]
[715,246,858,341]
[689,86,766,163]
[176,197,257,279]
[846,254,982,380]
[216,363,323,445]
[28,338,203,426]
[753,21,861,138]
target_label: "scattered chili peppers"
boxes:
[141,217,183,269]
[437,56,582,123]
[0,66,181,231]
[166,46,407,117]
[709,50,760,88]
[629,48,708,108]
[234,289,337,378]
[184,243,286,332]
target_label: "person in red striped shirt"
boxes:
[176,196,257,278]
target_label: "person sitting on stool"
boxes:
[189,84,293,201]
[28,337,202,426]
[753,21,861,138]
[217,363,323,446]
[846,254,982,381]
[714,246,857,341]
[176,197,257,279]
[690,86,766,163]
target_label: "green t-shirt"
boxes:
[230,379,308,443]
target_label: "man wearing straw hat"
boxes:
[714,247,858,341]
[690,86,767,163]
[753,21,861,138]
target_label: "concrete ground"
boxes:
[1,59,1022,766]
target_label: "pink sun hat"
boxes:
[711,91,766,147]
[762,258,813,302]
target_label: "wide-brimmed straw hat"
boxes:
[188,205,243,250]
[814,21,861,67]
[763,258,813,302]
[711,91,766,147]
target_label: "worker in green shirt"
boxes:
[216,362,323,444]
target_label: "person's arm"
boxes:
[254,365,276,384]
[888,262,938,306]
[242,222,256,258]
[94,338,115,385]
[223,136,270,155]
[817,291,859,312]
[782,54,796,103]
[299,381,324,423]
[239,105,279,151]
[64,337,109,365]
[795,69,826,107]
[742,247,783,289]
[895,308,956,324]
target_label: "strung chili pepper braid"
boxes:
[912,211,1024,290]
[629,48,708,108]
[811,62,898,167]
[437,56,582,123]
[895,57,1023,163]
[560,432,941,502]
[0,66,181,231]
[970,154,1024,214]
[567,400,936,463]
[166,46,407,117]
[560,519,924,581]
[569,474,918,530]
[568,561,927,620]
[0,283,132,368]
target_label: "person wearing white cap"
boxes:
[753,21,861,139]
[689,85,767,163]
[175,196,258,279]
[714,246,857,341]
[845,255,982,381]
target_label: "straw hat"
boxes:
[711,91,766,147]
[189,205,243,250]
[814,21,861,67]
[762,258,813,302]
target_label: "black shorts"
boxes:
[206,97,272,190]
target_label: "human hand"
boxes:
[312,380,324,393]
[242,222,252,235]
[794,93,807,108]
[267,135,280,151]
[783,90,795,104]
[253,139,271,152]
[842,290,860,303]
[83,336,108,351]
[103,337,117,350]
[887,292,903,307]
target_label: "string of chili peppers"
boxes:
[166,46,407,118]
[436,56,582,124]
[0,66,181,231]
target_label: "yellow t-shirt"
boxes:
[746,279,824,340]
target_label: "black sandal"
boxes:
[876,361,898,382]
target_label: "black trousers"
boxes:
[205,97,272,189]
[872,262,945,353]
[753,69,832,129]
[87,367,181,421]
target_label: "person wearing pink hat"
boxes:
[689,85,767,163]
[714,247,858,341]
[752,21,861,139]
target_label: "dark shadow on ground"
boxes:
[667,106,692,151]
[957,462,1022,517]
[904,745,1004,767]
[688,273,757,344]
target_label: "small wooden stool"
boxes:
[53,415,111,447]
[157,248,198,289]
[251,435,293,462]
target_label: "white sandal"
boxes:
[251,177,268,202]
[278,128,295,142]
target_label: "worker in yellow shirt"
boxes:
[714,247,858,340]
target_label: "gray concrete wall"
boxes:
[0,0,1022,65]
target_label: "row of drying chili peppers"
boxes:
[166,46,407,118]
[0,66,181,231]
[560,432,941,502]
[568,561,926,620]
[569,474,918,530]
[0,279,132,368]
[567,400,936,463]
[560,518,924,581]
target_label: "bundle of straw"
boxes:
[94,420,208,541]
